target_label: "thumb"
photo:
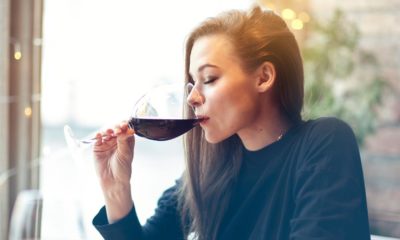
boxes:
[117,128,135,155]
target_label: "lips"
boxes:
[196,115,210,124]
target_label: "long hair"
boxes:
[179,5,304,240]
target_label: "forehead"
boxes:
[189,34,238,72]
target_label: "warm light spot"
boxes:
[24,107,32,117]
[282,8,296,20]
[14,51,22,60]
[298,12,311,23]
[265,3,275,10]
[258,0,275,10]
[291,19,304,30]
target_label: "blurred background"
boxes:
[0,0,399,239]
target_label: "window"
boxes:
[40,0,252,239]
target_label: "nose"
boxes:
[186,83,204,108]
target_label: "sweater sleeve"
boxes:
[290,118,370,240]
[93,180,184,240]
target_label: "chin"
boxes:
[204,137,222,144]
[204,131,232,144]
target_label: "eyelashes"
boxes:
[188,75,219,85]
[204,76,218,84]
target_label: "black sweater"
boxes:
[93,117,371,240]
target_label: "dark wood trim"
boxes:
[0,0,11,238]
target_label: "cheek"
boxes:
[226,99,257,129]
[204,90,256,143]
[218,87,257,120]
[200,94,234,143]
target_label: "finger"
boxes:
[117,133,135,155]
[116,123,133,137]
[113,121,129,135]
[114,126,122,135]
[94,133,103,146]
[120,121,129,131]
[105,128,114,136]
[118,127,135,140]
[117,125,135,142]
[127,128,135,136]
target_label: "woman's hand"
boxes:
[93,121,135,223]
[93,121,135,187]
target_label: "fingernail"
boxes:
[127,128,135,135]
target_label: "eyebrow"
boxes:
[198,63,218,72]
[189,63,219,79]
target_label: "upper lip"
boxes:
[195,114,209,120]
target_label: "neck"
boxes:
[237,103,291,151]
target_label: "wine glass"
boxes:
[64,82,204,152]
[9,190,43,240]
[9,190,90,240]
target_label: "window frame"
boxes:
[0,0,43,238]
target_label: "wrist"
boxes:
[102,184,134,223]
[100,178,131,191]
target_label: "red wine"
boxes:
[128,118,204,141]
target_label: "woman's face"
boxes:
[188,34,262,143]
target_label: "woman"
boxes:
[92,5,371,240]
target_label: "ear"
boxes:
[255,61,276,93]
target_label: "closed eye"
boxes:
[204,76,218,84]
